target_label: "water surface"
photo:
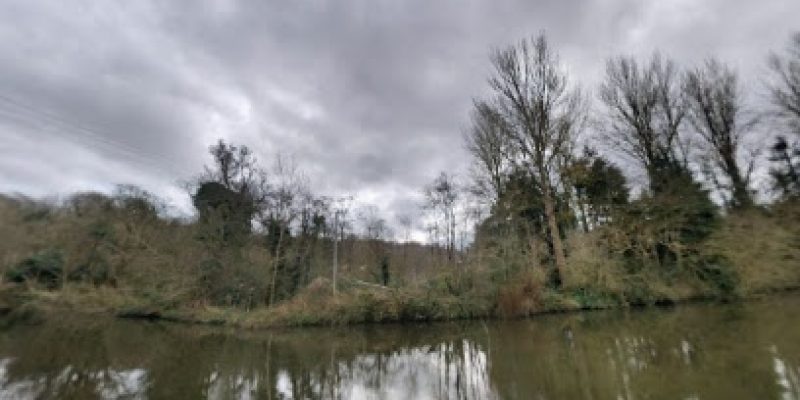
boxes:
[1,295,799,399]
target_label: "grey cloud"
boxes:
[1,0,798,233]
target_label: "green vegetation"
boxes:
[1,33,800,329]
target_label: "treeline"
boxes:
[460,34,794,284]
[0,176,445,311]
[1,33,799,326]
[458,33,800,305]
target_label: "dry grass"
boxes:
[707,206,800,295]
[564,232,626,295]
[495,268,548,317]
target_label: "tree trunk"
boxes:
[542,183,566,285]
[577,190,590,233]
[729,172,751,208]
[723,154,752,209]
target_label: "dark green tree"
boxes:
[193,139,264,243]
[567,148,629,231]
[768,136,800,198]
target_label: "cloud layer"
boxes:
[1,0,798,231]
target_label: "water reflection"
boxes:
[1,295,799,399]
[0,359,148,399]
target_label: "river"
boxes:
[1,294,799,399]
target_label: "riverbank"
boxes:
[2,194,798,330]
[3,277,798,330]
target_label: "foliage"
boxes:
[5,249,64,289]
[193,182,254,243]
[768,136,800,198]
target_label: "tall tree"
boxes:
[684,60,755,208]
[483,34,584,284]
[767,32,800,197]
[396,214,414,284]
[204,139,262,196]
[330,196,352,295]
[258,155,306,305]
[768,32,800,135]
[193,139,264,242]
[358,205,392,285]
[424,172,459,261]
[465,101,512,204]
[599,54,689,194]
[601,55,717,268]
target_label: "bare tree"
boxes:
[465,101,512,204]
[258,154,307,305]
[684,59,755,208]
[396,214,415,284]
[484,34,584,283]
[768,32,800,135]
[330,196,352,295]
[358,205,392,241]
[397,214,413,242]
[357,204,393,285]
[423,172,459,261]
[766,33,800,197]
[599,54,689,194]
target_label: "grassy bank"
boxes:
[3,275,798,331]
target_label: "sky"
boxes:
[1,0,798,238]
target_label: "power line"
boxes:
[0,94,196,178]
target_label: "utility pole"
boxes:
[332,210,339,296]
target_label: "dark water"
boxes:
[1,295,799,399]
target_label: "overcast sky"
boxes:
[1,0,798,236]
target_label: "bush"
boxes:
[688,253,739,299]
[495,269,546,317]
[196,257,267,308]
[5,249,64,289]
[619,273,658,305]
[564,233,625,295]
[705,206,800,295]
[67,256,114,286]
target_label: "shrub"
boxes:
[5,249,64,289]
[690,253,739,299]
[67,255,114,286]
[705,206,800,295]
[495,268,546,317]
[564,232,625,296]
[196,257,267,308]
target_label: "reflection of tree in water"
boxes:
[242,335,496,399]
[0,359,148,399]
[485,300,800,399]
[1,296,800,399]
[282,339,495,399]
[0,318,497,399]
